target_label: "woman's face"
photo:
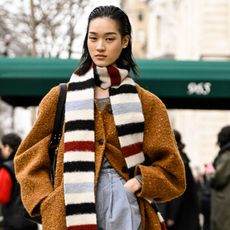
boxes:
[87,17,129,67]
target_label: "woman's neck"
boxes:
[94,86,109,99]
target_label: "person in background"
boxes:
[0,147,3,230]
[14,5,185,230]
[159,130,201,230]
[206,125,230,230]
[0,133,38,230]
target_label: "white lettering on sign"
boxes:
[187,82,212,95]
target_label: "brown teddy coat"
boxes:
[14,84,185,230]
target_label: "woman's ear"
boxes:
[122,35,130,48]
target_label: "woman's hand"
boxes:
[123,178,141,193]
[204,163,215,175]
[166,219,175,227]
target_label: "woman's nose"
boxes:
[96,40,105,51]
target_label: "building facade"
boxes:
[122,0,230,173]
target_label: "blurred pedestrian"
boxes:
[159,130,201,230]
[206,125,230,230]
[0,133,38,230]
[0,147,3,230]
[14,5,186,230]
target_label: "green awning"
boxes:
[136,59,230,98]
[1,57,230,108]
[0,57,79,96]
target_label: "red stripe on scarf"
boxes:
[65,141,94,152]
[122,142,142,157]
[67,225,97,230]
[107,66,121,86]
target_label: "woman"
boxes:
[14,5,185,230]
[207,126,230,230]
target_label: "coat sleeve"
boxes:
[208,152,230,189]
[135,86,186,202]
[14,86,60,216]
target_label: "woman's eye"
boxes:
[89,37,97,41]
[106,37,115,42]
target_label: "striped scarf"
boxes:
[64,65,145,229]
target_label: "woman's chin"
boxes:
[93,60,114,67]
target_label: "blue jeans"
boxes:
[96,168,142,230]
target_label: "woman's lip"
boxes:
[95,55,106,60]
[95,55,106,58]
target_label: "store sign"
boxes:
[187,82,212,95]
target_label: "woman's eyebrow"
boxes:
[88,32,117,35]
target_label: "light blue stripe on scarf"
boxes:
[65,99,93,111]
[112,102,142,115]
[65,182,94,193]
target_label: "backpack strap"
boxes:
[48,83,67,184]
[23,83,67,225]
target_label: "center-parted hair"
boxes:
[76,5,138,76]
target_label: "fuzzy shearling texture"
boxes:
[14,84,186,230]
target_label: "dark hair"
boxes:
[173,129,185,152]
[76,5,138,76]
[217,125,230,148]
[1,133,21,159]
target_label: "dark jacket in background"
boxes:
[159,152,201,230]
[198,174,211,230]
[1,160,37,230]
[209,143,230,230]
